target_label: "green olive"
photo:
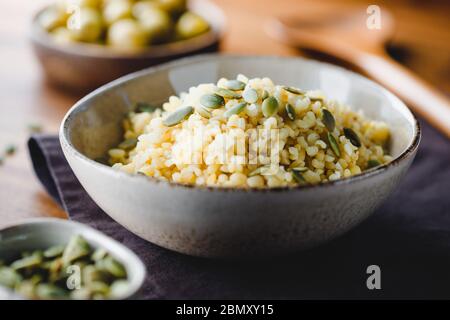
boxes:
[175,11,209,39]
[67,7,103,42]
[156,0,186,16]
[137,8,172,43]
[51,27,76,44]
[59,0,101,10]
[132,1,163,19]
[108,19,148,48]
[103,0,132,25]
[46,0,209,48]
[38,6,68,32]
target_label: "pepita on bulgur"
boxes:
[108,75,392,188]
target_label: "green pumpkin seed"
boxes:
[94,156,109,165]
[29,274,43,286]
[28,123,43,133]
[261,90,269,100]
[242,88,258,103]
[285,103,296,121]
[367,159,381,169]
[248,165,273,177]
[163,106,194,126]
[223,80,245,91]
[91,248,108,262]
[109,280,129,298]
[0,267,22,288]
[118,138,138,151]
[134,102,158,113]
[248,167,262,177]
[307,93,324,101]
[21,251,32,258]
[343,128,361,147]
[214,87,242,99]
[48,258,64,282]
[224,102,247,118]
[62,234,91,267]
[35,283,68,299]
[87,281,110,295]
[195,106,212,119]
[5,144,16,155]
[83,265,109,284]
[96,256,127,278]
[283,86,305,95]
[292,167,308,172]
[262,96,279,117]
[11,252,43,271]
[15,280,37,298]
[322,109,335,132]
[327,132,340,157]
[13,277,40,299]
[200,94,225,109]
[44,245,65,259]
[291,170,306,184]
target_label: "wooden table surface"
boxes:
[0,0,449,228]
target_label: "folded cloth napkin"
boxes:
[28,119,450,299]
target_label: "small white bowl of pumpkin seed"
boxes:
[0,218,146,300]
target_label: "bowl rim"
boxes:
[0,217,146,300]
[60,54,421,193]
[29,0,226,59]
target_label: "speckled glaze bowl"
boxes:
[60,55,420,258]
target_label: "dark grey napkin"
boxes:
[28,119,450,299]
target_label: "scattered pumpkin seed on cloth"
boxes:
[108,75,392,188]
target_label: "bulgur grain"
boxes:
[109,76,391,188]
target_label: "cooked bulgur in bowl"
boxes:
[61,55,420,257]
[108,75,392,188]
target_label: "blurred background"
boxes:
[0,0,449,226]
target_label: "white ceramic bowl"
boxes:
[0,218,146,299]
[60,55,420,258]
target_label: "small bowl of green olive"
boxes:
[0,218,146,300]
[30,0,225,92]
